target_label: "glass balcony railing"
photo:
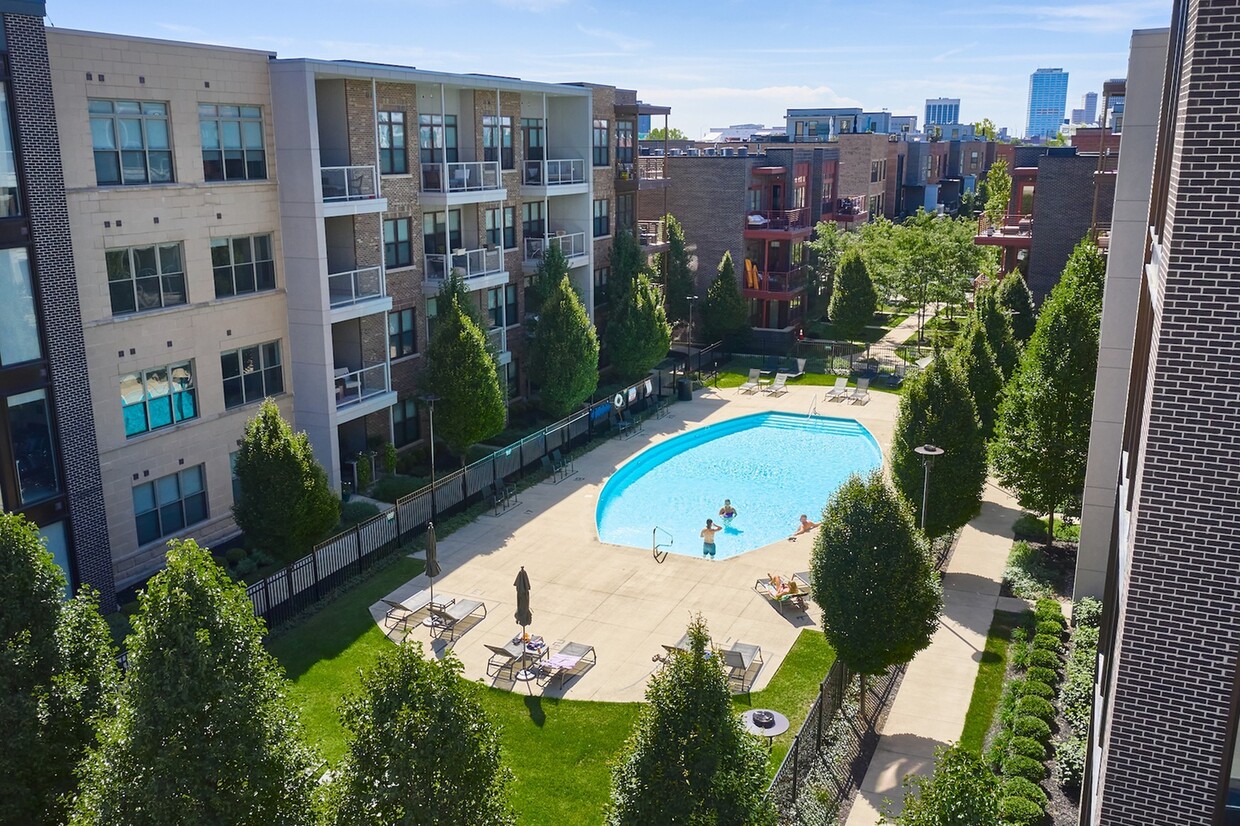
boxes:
[522,158,586,186]
[333,363,389,408]
[421,161,502,193]
[523,231,587,263]
[321,166,377,201]
[424,246,504,282]
[327,266,385,308]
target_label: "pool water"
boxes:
[595,412,883,559]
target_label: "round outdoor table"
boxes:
[741,709,790,748]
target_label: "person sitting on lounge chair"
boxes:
[788,514,820,542]
[766,574,800,598]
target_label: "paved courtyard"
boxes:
[370,382,899,702]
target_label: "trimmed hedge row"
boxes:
[1053,597,1102,791]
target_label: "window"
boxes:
[594,266,609,306]
[120,361,197,437]
[38,522,71,598]
[486,286,503,328]
[422,211,461,257]
[0,248,39,366]
[220,341,284,409]
[211,234,275,298]
[419,114,457,164]
[871,160,881,183]
[133,465,207,546]
[522,201,545,239]
[505,284,518,326]
[199,104,265,181]
[616,193,635,236]
[384,218,412,268]
[592,119,609,166]
[483,115,514,170]
[378,111,407,175]
[521,118,544,161]
[593,198,609,238]
[485,207,515,250]
[389,308,417,359]
[504,360,519,400]
[0,83,21,217]
[7,389,59,506]
[106,243,186,315]
[392,397,419,447]
[426,297,440,342]
[90,99,172,186]
[616,120,634,165]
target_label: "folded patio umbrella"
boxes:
[514,565,532,638]
[425,522,441,606]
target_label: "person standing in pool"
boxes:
[700,519,722,557]
[718,499,738,521]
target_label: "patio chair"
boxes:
[763,372,790,397]
[484,641,526,680]
[793,571,813,596]
[719,642,764,693]
[653,394,672,419]
[488,482,517,516]
[754,576,808,612]
[428,598,487,640]
[381,589,454,631]
[737,368,762,394]
[551,449,576,477]
[616,410,642,438]
[537,642,597,689]
[761,355,780,375]
[847,377,871,405]
[787,358,807,380]
[540,455,566,484]
[823,377,850,401]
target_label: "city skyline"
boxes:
[46,0,1170,138]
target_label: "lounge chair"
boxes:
[427,598,487,640]
[823,377,849,401]
[537,642,597,689]
[847,377,871,405]
[484,641,526,680]
[754,576,808,612]
[738,368,762,394]
[763,372,790,397]
[793,571,813,594]
[719,642,764,692]
[381,589,454,631]
[787,358,807,380]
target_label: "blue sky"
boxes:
[47,0,1171,137]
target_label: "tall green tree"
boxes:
[829,247,878,341]
[606,232,671,381]
[983,158,1012,227]
[233,398,340,563]
[425,291,506,456]
[702,251,748,346]
[990,240,1106,543]
[607,616,775,826]
[527,242,570,317]
[973,287,1020,380]
[855,217,903,308]
[71,540,316,826]
[995,271,1036,344]
[328,642,513,826]
[658,214,695,323]
[890,357,988,537]
[881,743,999,825]
[645,126,686,141]
[528,273,599,417]
[952,322,1005,440]
[810,473,942,698]
[808,219,854,315]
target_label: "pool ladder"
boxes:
[652,526,673,564]
[807,393,820,418]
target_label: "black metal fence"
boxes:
[244,375,665,632]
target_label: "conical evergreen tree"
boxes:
[829,248,878,341]
[952,322,1005,439]
[528,274,599,416]
[995,271,1036,344]
[702,251,749,346]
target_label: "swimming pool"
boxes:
[595,412,883,559]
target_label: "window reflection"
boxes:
[0,83,19,217]
[7,389,59,505]
[0,248,39,365]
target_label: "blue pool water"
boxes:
[595,412,883,559]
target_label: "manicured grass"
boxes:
[803,320,891,344]
[960,610,1031,753]
[715,367,900,395]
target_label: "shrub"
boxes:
[1053,734,1086,790]
[1036,620,1064,638]
[1017,695,1056,722]
[225,547,247,564]
[1012,512,1080,543]
[987,729,1013,771]
[1072,625,1100,652]
[1022,679,1056,700]
[1029,648,1060,670]
[1033,633,1064,654]
[1009,627,1031,670]
[1073,596,1103,628]
[1003,542,1059,600]
[1001,754,1045,782]
[370,474,430,504]
[1002,776,1048,808]
[1012,715,1051,742]
[339,501,380,529]
[999,795,1044,825]
[382,442,397,475]
[1027,666,1059,686]
[1009,735,1046,760]
[233,557,257,578]
[1035,598,1065,623]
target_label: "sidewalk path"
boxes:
[875,303,943,350]
[844,481,1021,825]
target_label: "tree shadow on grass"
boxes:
[523,695,547,728]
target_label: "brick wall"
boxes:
[1028,153,1113,301]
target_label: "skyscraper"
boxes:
[924,97,960,126]
[1081,91,1099,124]
[1025,67,1069,139]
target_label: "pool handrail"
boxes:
[652,525,673,564]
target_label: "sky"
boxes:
[46,0,1172,137]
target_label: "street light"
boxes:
[913,443,944,533]
[685,294,699,374]
[422,393,441,515]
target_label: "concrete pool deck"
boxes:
[370,382,899,703]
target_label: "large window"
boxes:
[378,111,408,175]
[486,286,503,329]
[7,389,58,506]
[212,234,275,298]
[592,119,609,166]
[505,284,518,327]
[392,397,419,447]
[0,248,39,366]
[389,308,417,359]
[133,465,207,546]
[423,211,461,257]
[616,120,634,165]
[485,206,516,250]
[593,198,610,238]
[522,201,545,239]
[426,296,440,342]
[616,193,635,236]
[593,266,609,306]
[220,341,284,409]
[483,115,514,170]
[419,114,457,165]
[384,218,412,269]
[90,99,173,186]
[106,243,186,315]
[199,104,265,182]
[521,118,544,161]
[120,361,197,438]
[0,83,21,217]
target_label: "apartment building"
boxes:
[0,2,114,608]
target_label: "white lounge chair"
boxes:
[787,358,807,379]
[847,377,871,405]
[824,377,849,401]
[738,368,762,394]
[763,372,790,397]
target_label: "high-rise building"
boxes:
[924,97,960,126]
[1081,90,1099,124]
[1025,67,1069,139]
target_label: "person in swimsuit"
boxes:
[700,519,721,557]
[788,514,820,542]
[718,499,738,521]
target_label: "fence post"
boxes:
[791,735,799,807]
[311,544,321,601]
[262,575,271,622]
[355,523,363,573]
[817,676,826,751]
[394,496,403,544]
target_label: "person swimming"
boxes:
[788,514,820,542]
[700,519,722,557]
[718,499,738,521]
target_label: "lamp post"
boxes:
[422,393,440,515]
[913,443,944,533]
[686,294,699,374]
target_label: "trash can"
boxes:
[676,378,692,401]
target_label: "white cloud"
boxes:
[576,25,650,53]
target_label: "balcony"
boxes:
[521,158,588,196]
[638,219,669,253]
[742,263,809,298]
[328,266,391,323]
[522,231,590,272]
[421,161,506,206]
[833,196,869,224]
[744,208,811,234]
[637,157,668,189]
[321,166,386,217]
[333,362,395,423]
[975,213,1033,247]
[424,246,509,294]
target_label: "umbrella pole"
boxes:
[422,576,438,628]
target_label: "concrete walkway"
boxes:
[844,481,1022,825]
[875,303,943,350]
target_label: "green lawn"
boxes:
[269,557,836,823]
[959,610,1031,753]
[715,367,901,395]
